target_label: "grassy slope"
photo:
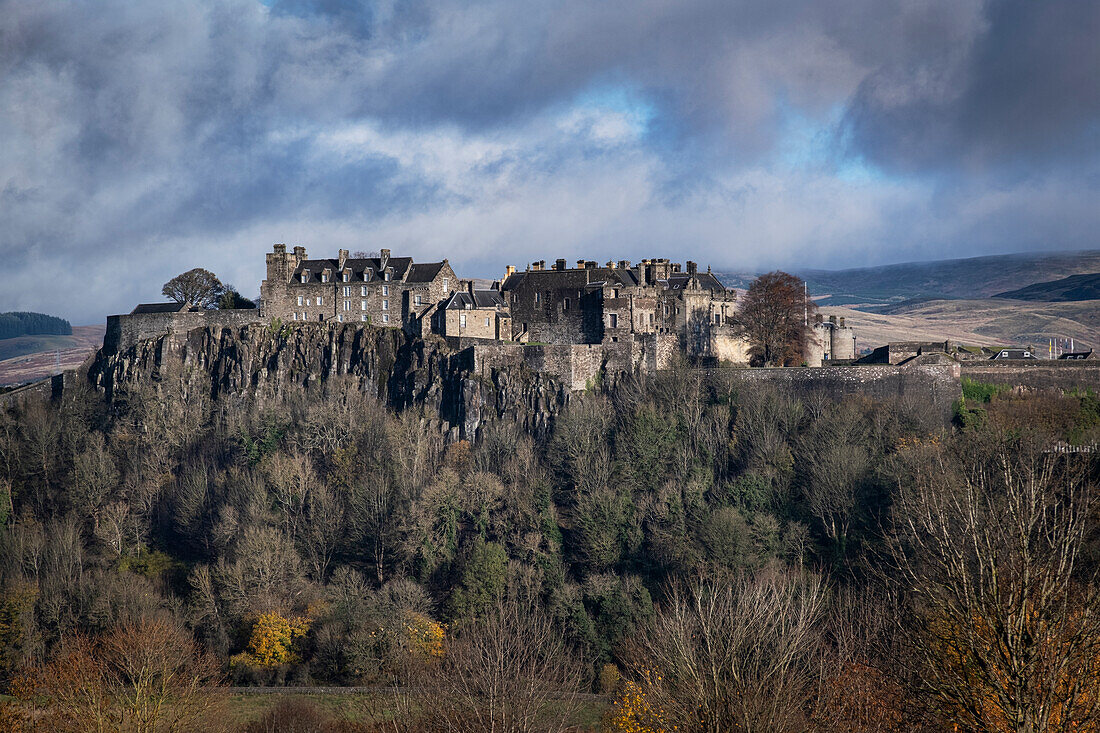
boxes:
[825,299,1100,352]
[0,325,105,386]
[993,272,1100,301]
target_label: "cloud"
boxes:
[0,0,1096,323]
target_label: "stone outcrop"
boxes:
[89,322,572,441]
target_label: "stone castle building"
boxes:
[257,243,841,366]
[260,244,457,328]
[499,257,746,361]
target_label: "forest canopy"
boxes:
[0,312,72,340]
[0,361,1097,731]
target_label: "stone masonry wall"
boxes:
[708,361,963,422]
[960,361,1100,392]
[104,309,264,354]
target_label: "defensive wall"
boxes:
[103,309,263,354]
[455,332,678,390]
[706,360,964,421]
[959,361,1100,393]
[0,371,76,410]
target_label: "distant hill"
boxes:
[825,299,1099,353]
[0,311,72,340]
[0,325,104,387]
[716,250,1100,307]
[993,273,1100,302]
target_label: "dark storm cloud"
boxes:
[0,0,1096,323]
[844,0,1100,172]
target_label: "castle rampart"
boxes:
[104,309,263,354]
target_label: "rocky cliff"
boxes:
[89,322,572,441]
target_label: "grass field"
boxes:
[223,690,607,730]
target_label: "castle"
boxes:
[259,245,763,363]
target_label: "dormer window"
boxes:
[343,271,350,282]
[365,268,373,280]
[384,271,391,282]
[321,272,329,283]
[300,272,308,283]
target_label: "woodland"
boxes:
[0,365,1098,732]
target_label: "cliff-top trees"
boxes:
[161,268,224,309]
[735,271,815,366]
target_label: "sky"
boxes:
[1,0,1098,323]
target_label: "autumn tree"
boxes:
[886,431,1100,732]
[161,268,224,309]
[17,618,224,733]
[734,271,815,366]
[623,569,828,733]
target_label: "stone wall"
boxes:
[707,361,963,422]
[960,361,1100,392]
[104,309,264,354]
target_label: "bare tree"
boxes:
[885,433,1100,732]
[626,569,828,733]
[733,272,815,366]
[411,596,586,733]
[161,268,225,309]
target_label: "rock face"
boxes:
[89,322,571,441]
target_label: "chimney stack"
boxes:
[577,259,586,269]
[687,261,697,276]
[338,249,349,268]
[555,258,567,271]
[293,246,306,260]
[505,265,516,278]
[274,243,286,254]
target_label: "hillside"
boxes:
[716,250,1100,307]
[0,325,105,386]
[826,298,1100,352]
[993,272,1100,302]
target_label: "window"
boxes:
[484,317,490,327]
[382,285,389,296]
[317,295,323,306]
[300,273,308,283]
[648,313,654,325]
[609,313,618,328]
[442,277,449,292]
[343,286,350,297]
[714,313,721,324]
[382,314,390,323]
[343,272,350,282]
[318,313,323,321]
[361,300,367,311]
[534,292,541,305]
[384,271,391,282]
[343,300,350,311]
[321,273,329,283]
[612,289,619,298]
[337,314,344,322]
[361,286,367,296]
[361,314,368,322]
[382,299,389,310]
[460,313,467,328]
[292,312,298,321]
[563,298,570,311]
[296,296,303,306]
[414,294,422,306]
[366,268,373,280]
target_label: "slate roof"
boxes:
[406,262,446,283]
[444,290,506,309]
[664,273,728,292]
[131,302,189,314]
[991,349,1038,360]
[292,256,436,283]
